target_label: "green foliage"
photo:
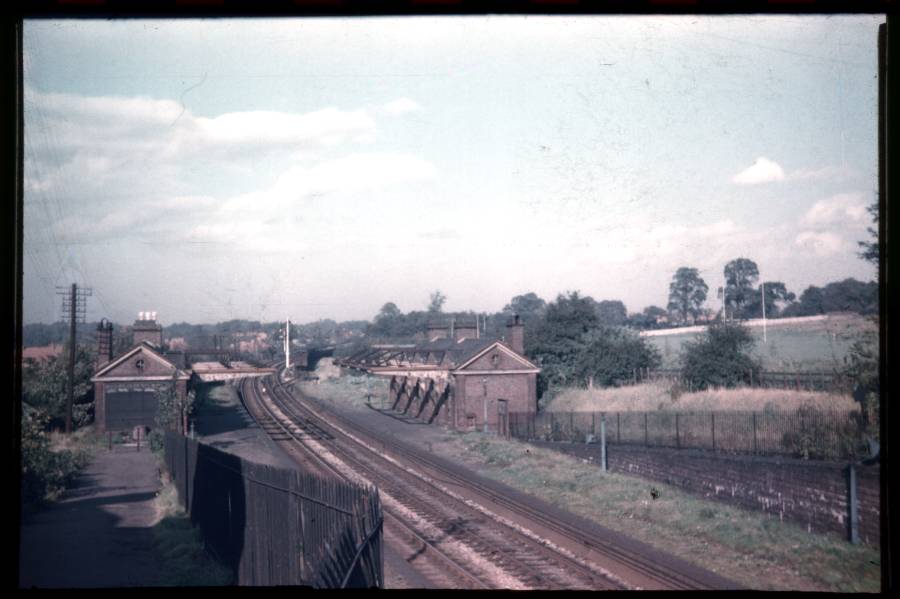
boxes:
[428,289,447,313]
[743,281,796,319]
[857,200,879,275]
[502,292,547,327]
[842,325,879,440]
[21,408,90,506]
[528,292,659,392]
[667,267,708,324]
[782,279,878,317]
[723,257,759,319]
[21,345,95,429]
[595,300,628,327]
[149,386,196,452]
[527,291,600,388]
[574,327,661,387]
[680,322,761,389]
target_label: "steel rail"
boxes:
[266,375,621,590]
[273,374,741,591]
[241,373,493,589]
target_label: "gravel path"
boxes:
[19,444,162,588]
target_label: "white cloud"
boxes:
[794,231,848,257]
[383,97,423,116]
[800,192,869,228]
[731,157,786,185]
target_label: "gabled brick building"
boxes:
[337,316,539,434]
[90,313,191,432]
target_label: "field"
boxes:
[644,313,878,371]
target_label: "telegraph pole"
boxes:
[56,284,91,433]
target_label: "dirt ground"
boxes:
[19,444,162,588]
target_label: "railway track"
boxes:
[242,369,739,590]
[239,374,492,588]
[261,375,627,589]
[272,372,742,591]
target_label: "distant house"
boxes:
[336,316,538,434]
[22,343,64,363]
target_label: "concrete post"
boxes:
[600,416,607,472]
[848,463,860,544]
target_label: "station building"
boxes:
[336,316,539,434]
[90,312,191,433]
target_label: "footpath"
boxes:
[19,443,162,588]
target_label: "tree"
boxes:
[723,258,759,320]
[743,281,796,319]
[681,322,761,389]
[574,327,661,387]
[503,292,547,326]
[595,300,628,327]
[527,291,600,389]
[666,267,708,324]
[857,200,879,276]
[21,346,95,430]
[428,290,447,314]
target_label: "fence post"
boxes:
[644,413,648,446]
[600,416,607,472]
[616,412,620,444]
[848,463,860,544]
[592,412,596,435]
[711,413,716,452]
[675,413,680,449]
[752,412,758,453]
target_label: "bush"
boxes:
[21,408,90,506]
[574,327,661,387]
[680,323,761,390]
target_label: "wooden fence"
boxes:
[164,432,382,587]
[509,409,867,461]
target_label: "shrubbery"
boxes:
[21,408,90,507]
[680,323,761,390]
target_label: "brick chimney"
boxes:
[133,311,163,347]
[95,318,114,368]
[506,314,524,354]
[427,321,449,341]
[453,317,478,341]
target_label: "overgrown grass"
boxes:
[547,382,858,413]
[298,367,389,411]
[443,430,880,592]
[151,470,233,586]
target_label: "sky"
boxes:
[22,15,882,326]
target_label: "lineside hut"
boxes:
[337,315,538,434]
[91,312,191,433]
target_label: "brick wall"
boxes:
[530,440,880,545]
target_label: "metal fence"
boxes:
[164,432,382,587]
[509,409,865,461]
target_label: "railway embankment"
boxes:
[298,376,881,592]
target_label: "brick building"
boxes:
[90,312,191,433]
[336,316,539,434]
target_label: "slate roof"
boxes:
[339,336,509,370]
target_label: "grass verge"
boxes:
[150,469,233,586]
[445,430,880,592]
